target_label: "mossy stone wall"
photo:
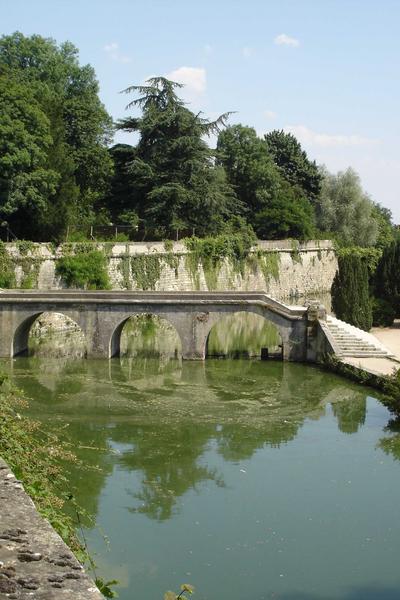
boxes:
[0,240,337,299]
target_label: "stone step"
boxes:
[339,352,390,357]
[325,317,393,359]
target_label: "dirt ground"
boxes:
[343,320,400,376]
[371,319,400,360]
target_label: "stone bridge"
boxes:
[0,291,326,361]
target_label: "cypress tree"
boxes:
[332,255,372,331]
[373,240,400,314]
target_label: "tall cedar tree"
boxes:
[116,77,241,238]
[332,255,373,331]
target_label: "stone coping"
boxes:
[0,458,103,599]
[3,239,334,259]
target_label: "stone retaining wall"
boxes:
[4,239,337,298]
[0,458,103,600]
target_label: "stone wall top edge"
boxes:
[4,239,334,258]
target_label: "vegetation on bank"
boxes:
[0,373,85,558]
[332,237,400,330]
[0,373,118,597]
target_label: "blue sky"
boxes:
[2,0,400,220]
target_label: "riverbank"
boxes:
[0,377,104,598]
[0,458,103,599]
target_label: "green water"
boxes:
[4,356,400,600]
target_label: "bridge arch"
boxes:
[12,311,86,357]
[190,305,296,361]
[206,310,283,359]
[109,312,183,358]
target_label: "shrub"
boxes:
[372,297,396,327]
[56,250,110,289]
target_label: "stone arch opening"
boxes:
[13,312,86,358]
[110,313,182,361]
[206,311,283,359]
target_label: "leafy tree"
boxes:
[217,124,315,239]
[216,125,280,214]
[371,202,395,249]
[116,77,241,237]
[332,254,373,331]
[253,184,315,240]
[0,73,59,232]
[316,167,378,247]
[264,130,322,202]
[0,32,113,240]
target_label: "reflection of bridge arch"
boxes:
[110,313,182,358]
[12,311,86,357]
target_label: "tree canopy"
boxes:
[316,167,379,247]
[217,124,315,239]
[0,33,395,247]
[264,130,322,202]
[115,77,241,237]
[0,32,113,240]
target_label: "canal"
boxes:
[2,313,400,599]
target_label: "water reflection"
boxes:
[3,356,373,524]
[4,356,400,600]
[207,312,281,358]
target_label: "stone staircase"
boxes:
[325,316,395,358]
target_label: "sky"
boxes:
[2,0,400,221]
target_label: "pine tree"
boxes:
[116,77,241,237]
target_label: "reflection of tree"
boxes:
[62,421,113,525]
[378,416,400,461]
[9,353,373,527]
[207,312,281,357]
[111,423,224,521]
[331,395,366,434]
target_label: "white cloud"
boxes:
[242,46,254,58]
[104,42,131,64]
[166,66,207,95]
[265,110,277,119]
[284,124,379,148]
[274,33,300,47]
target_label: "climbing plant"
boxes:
[0,241,15,288]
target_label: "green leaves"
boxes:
[55,248,111,289]
[164,582,195,599]
[0,32,113,241]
